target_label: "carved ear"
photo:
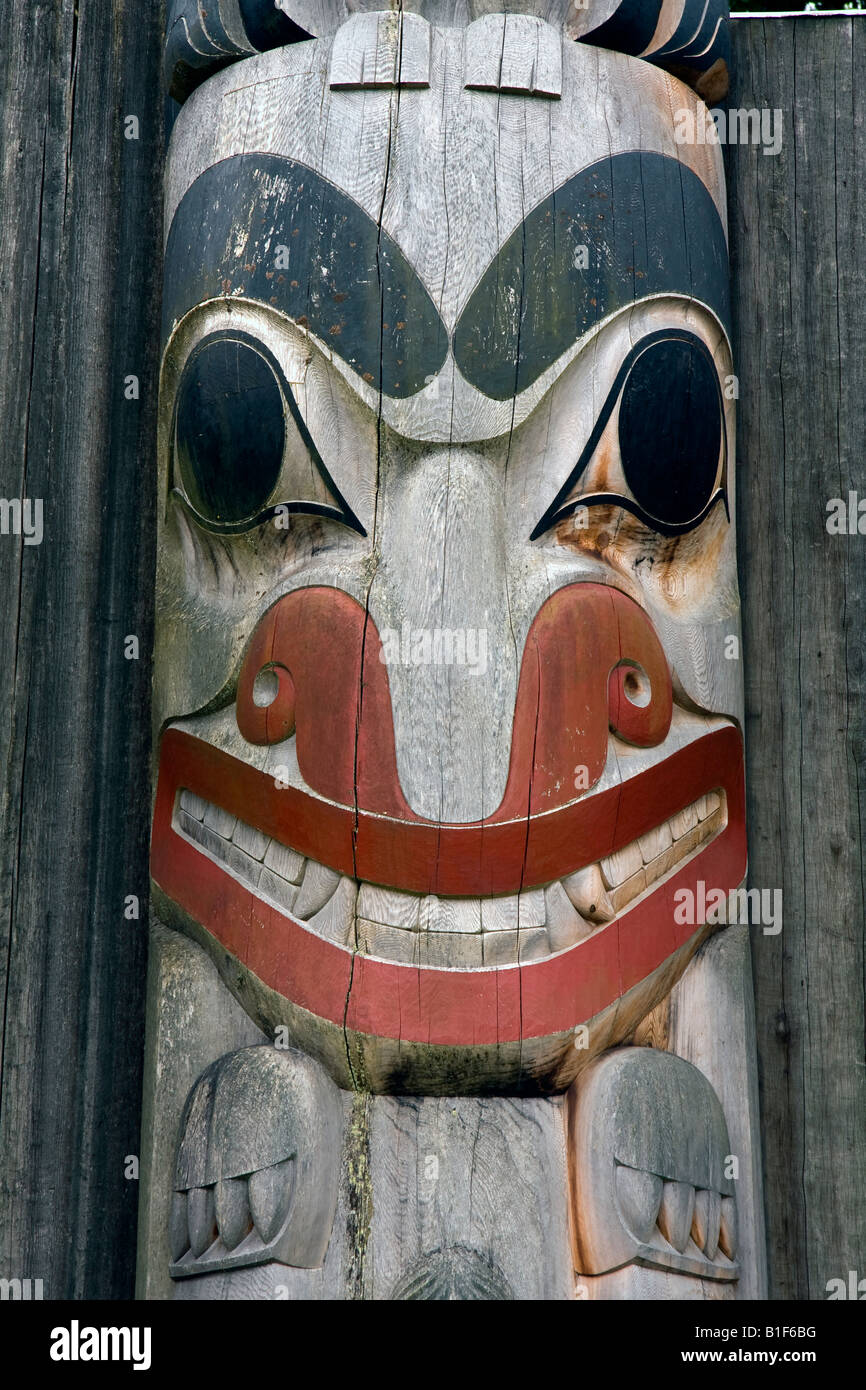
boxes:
[165,0,311,103]
[572,0,731,101]
[170,1045,343,1277]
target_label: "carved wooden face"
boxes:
[151,22,746,1093]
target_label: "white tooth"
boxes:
[638,820,673,864]
[644,839,686,889]
[696,791,721,821]
[179,789,208,821]
[544,881,593,949]
[562,863,616,923]
[263,839,306,884]
[600,840,644,888]
[669,801,698,839]
[517,888,546,929]
[610,866,647,914]
[416,931,485,968]
[307,875,356,945]
[293,860,342,919]
[203,803,237,839]
[482,928,521,965]
[178,812,261,887]
[518,926,550,961]
[177,808,208,845]
[231,820,270,860]
[356,918,419,963]
[479,894,521,932]
[356,884,420,931]
[258,867,298,915]
[616,1166,663,1244]
[419,895,481,934]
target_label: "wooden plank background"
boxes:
[0,0,162,1297]
[0,6,862,1299]
[729,15,866,1301]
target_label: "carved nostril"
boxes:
[621,664,651,709]
[252,667,280,708]
[237,651,296,746]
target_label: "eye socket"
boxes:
[618,338,722,527]
[175,337,285,524]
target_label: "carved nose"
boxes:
[234,582,672,824]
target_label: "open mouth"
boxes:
[173,785,726,968]
[151,712,746,1051]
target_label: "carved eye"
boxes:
[618,338,722,527]
[530,329,727,541]
[175,337,285,524]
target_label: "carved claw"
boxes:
[169,1045,342,1278]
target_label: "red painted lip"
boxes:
[153,723,744,897]
[150,724,747,1047]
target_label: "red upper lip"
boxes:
[153,722,744,898]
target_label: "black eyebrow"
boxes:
[453,152,731,401]
[163,153,449,398]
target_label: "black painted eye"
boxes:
[618,338,722,526]
[175,337,285,524]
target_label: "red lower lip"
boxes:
[150,725,746,1046]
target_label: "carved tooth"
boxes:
[692,1188,721,1260]
[638,820,673,865]
[481,928,521,965]
[307,875,357,945]
[356,917,419,963]
[292,860,342,919]
[214,1175,252,1252]
[258,867,298,915]
[179,788,208,821]
[187,1185,218,1258]
[669,801,699,839]
[263,839,306,884]
[657,1180,696,1253]
[169,1190,189,1261]
[562,863,615,923]
[600,840,644,888]
[517,926,550,961]
[544,881,593,949]
[610,866,647,914]
[478,890,545,933]
[517,888,546,929]
[356,884,420,931]
[231,819,270,860]
[419,895,481,933]
[478,894,521,932]
[719,1194,738,1259]
[203,802,237,839]
[696,791,721,821]
[248,1157,294,1245]
[416,930,485,968]
[615,1166,663,1243]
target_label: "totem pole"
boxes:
[140,0,766,1299]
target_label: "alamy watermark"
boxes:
[674,107,783,156]
[674,881,782,935]
[0,497,42,546]
[379,622,488,677]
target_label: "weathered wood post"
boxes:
[139,0,766,1298]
